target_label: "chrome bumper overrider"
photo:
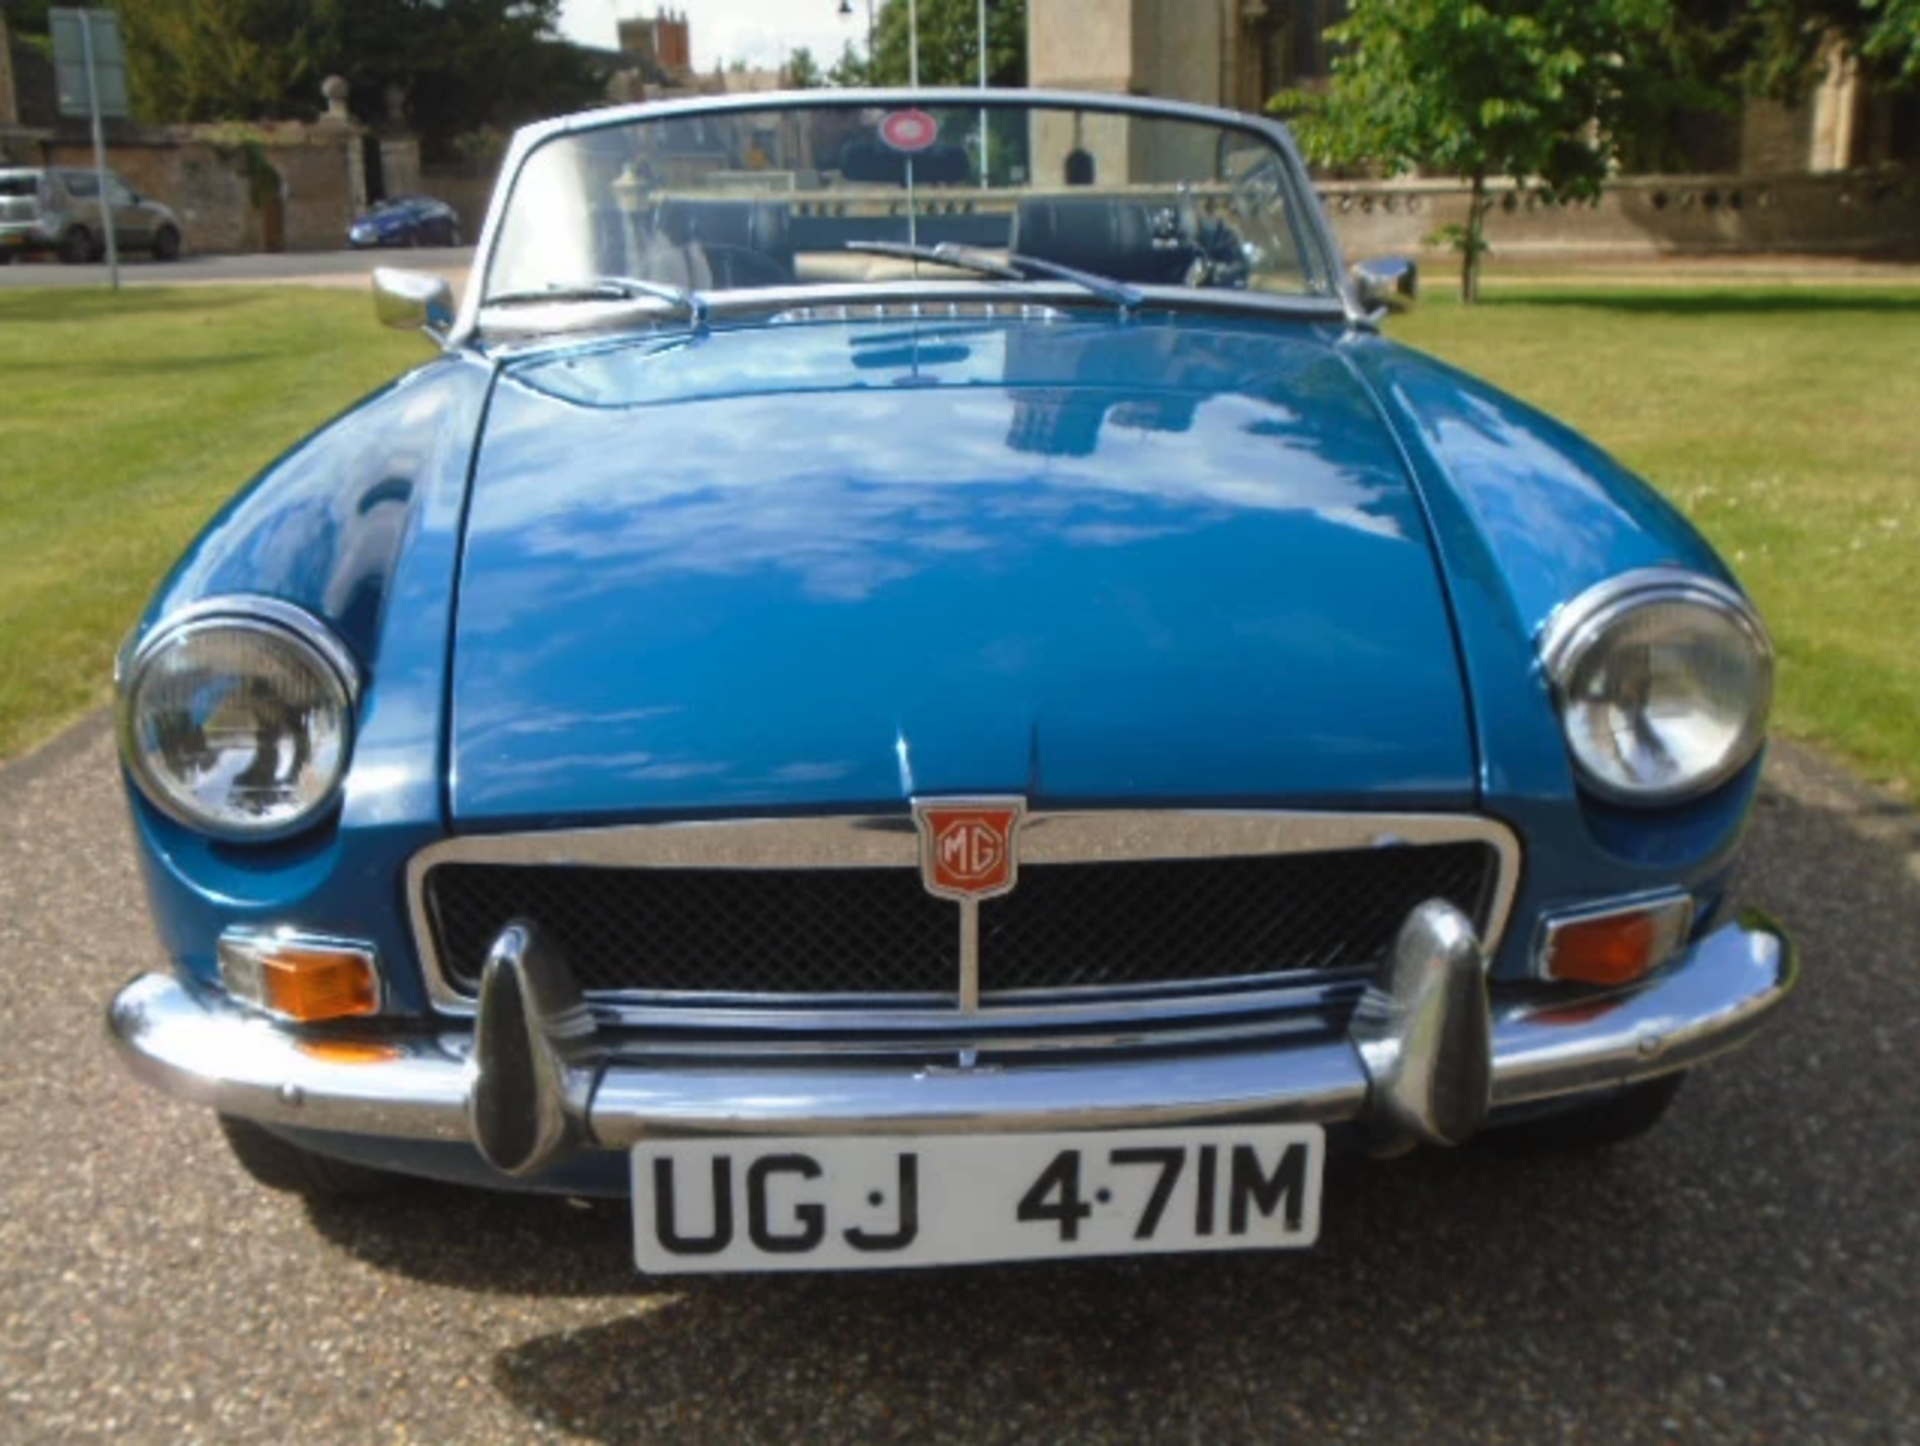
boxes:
[108,906,1794,1177]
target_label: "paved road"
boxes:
[2,721,1915,1444]
[0,246,472,290]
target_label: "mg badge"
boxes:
[912,798,1026,902]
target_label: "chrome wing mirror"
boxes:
[1351,257,1419,315]
[373,267,455,340]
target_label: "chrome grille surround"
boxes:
[407,810,1521,1041]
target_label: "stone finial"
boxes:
[320,75,351,125]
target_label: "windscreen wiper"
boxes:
[483,276,709,327]
[844,241,1143,314]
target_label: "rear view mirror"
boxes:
[1351,257,1418,314]
[373,267,455,337]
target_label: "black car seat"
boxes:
[1010,197,1191,286]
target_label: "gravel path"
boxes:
[3,720,1915,1444]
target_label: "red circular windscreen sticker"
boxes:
[879,109,939,153]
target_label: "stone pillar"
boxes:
[1029,0,1134,189]
[345,134,368,215]
[380,137,422,199]
[1029,0,1238,105]
[314,77,368,218]
[1028,0,1239,185]
[319,75,353,129]
[1028,0,1141,93]
[1809,40,1863,172]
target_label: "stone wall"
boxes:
[265,132,361,250]
[1324,170,1920,261]
[418,167,497,241]
[42,120,382,253]
[45,134,256,252]
[1743,100,1816,177]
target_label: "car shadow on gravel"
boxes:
[304,1187,642,1298]
[477,1144,1757,1444]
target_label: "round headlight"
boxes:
[1542,570,1772,806]
[120,602,359,839]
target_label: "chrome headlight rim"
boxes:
[1541,567,1774,808]
[118,597,362,841]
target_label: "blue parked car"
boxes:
[346,193,463,249]
[110,90,1792,1274]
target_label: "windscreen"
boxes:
[483,98,1334,306]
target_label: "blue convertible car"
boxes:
[110,91,1792,1273]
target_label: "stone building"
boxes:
[606,8,803,105]
[619,9,695,87]
[1030,0,1347,116]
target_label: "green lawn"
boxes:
[0,287,420,760]
[1392,279,1920,798]
[2,277,1917,798]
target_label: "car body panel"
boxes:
[125,354,494,1012]
[1335,336,1762,942]
[448,316,1479,825]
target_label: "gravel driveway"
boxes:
[3,719,1915,1444]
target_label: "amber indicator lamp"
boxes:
[1541,897,1695,989]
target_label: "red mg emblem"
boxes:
[913,798,1025,901]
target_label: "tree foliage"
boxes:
[784,46,825,89]
[1739,0,1920,94]
[104,0,608,159]
[867,0,1026,87]
[111,0,322,122]
[1276,0,1718,302]
[3,0,57,53]
[826,40,872,88]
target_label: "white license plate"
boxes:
[632,1124,1323,1274]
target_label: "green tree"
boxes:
[869,0,1026,87]
[785,46,825,88]
[826,39,871,87]
[1864,0,1920,82]
[1740,0,1920,93]
[111,0,324,121]
[105,0,607,159]
[1277,0,1714,303]
[306,0,606,158]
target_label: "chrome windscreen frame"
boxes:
[405,809,1522,1036]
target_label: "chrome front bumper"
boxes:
[108,907,1794,1176]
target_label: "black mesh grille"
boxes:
[979,843,1497,993]
[425,864,958,996]
[422,841,1498,1005]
